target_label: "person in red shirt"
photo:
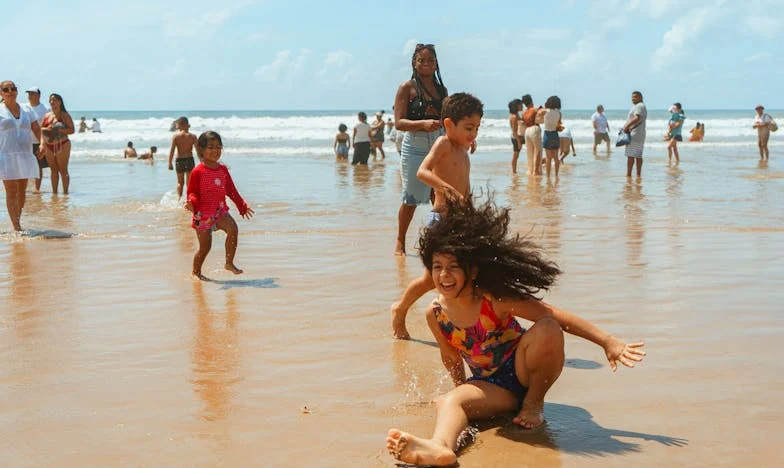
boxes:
[185,131,254,279]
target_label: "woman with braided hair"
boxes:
[392,43,448,258]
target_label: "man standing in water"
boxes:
[753,105,773,160]
[591,104,611,154]
[623,91,647,178]
[24,87,49,192]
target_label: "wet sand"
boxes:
[1,146,783,466]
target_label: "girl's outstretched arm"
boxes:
[223,168,251,218]
[426,304,466,386]
[495,297,645,372]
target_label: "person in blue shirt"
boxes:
[666,103,685,165]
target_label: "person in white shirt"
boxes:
[753,105,773,160]
[24,87,50,191]
[591,104,611,154]
[351,112,371,165]
[91,118,102,133]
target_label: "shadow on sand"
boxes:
[464,402,687,458]
[203,277,280,290]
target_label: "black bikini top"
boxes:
[406,78,446,121]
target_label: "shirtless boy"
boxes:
[168,116,198,198]
[391,92,483,339]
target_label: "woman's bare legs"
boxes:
[46,152,59,193]
[54,141,71,194]
[3,179,28,231]
[396,203,416,255]
[387,381,518,466]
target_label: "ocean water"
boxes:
[69,109,780,162]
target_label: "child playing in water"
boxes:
[391,92,483,339]
[168,116,199,198]
[386,195,646,466]
[185,131,255,280]
[137,146,157,161]
[333,123,350,160]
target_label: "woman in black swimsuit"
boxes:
[392,44,448,257]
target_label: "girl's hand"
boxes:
[422,119,441,132]
[242,207,255,219]
[184,201,194,212]
[603,336,645,372]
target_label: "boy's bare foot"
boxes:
[386,429,456,466]
[225,263,243,275]
[513,401,545,430]
[390,302,410,340]
[192,272,207,281]
[394,240,405,256]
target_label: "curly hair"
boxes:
[418,194,561,300]
[544,95,561,110]
[441,92,483,123]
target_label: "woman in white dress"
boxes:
[0,80,43,231]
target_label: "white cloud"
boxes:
[560,36,598,72]
[163,9,232,38]
[402,39,418,56]
[316,50,360,84]
[744,52,773,63]
[650,7,715,71]
[628,0,679,18]
[744,15,780,39]
[254,49,310,83]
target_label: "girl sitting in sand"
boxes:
[185,131,254,280]
[386,195,645,467]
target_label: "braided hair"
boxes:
[418,193,561,300]
[411,44,447,99]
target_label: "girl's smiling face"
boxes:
[201,140,223,165]
[431,253,474,298]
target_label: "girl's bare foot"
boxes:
[225,263,243,274]
[386,429,456,466]
[192,271,207,281]
[513,401,545,430]
[394,240,405,256]
[390,303,410,340]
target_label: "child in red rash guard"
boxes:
[185,131,254,280]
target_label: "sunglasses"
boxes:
[1,86,18,92]
[415,43,435,50]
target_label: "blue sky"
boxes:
[7,0,782,111]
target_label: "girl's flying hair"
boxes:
[418,193,561,300]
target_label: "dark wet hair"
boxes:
[521,94,533,107]
[358,111,367,121]
[508,99,522,113]
[596,104,604,111]
[151,146,157,152]
[411,43,447,99]
[338,123,347,132]
[197,131,223,158]
[127,141,133,147]
[673,102,685,117]
[50,93,67,112]
[418,193,561,300]
[441,92,483,123]
[544,95,561,110]
[632,90,644,100]
[176,116,189,126]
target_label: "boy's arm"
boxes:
[494,297,645,372]
[417,137,462,201]
[223,168,249,216]
[426,304,466,386]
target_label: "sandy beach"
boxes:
[1,138,784,466]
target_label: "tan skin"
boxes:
[509,103,522,173]
[370,115,386,160]
[0,81,43,231]
[753,107,770,159]
[390,115,478,339]
[40,95,75,194]
[169,123,199,198]
[623,92,644,178]
[184,143,255,280]
[393,48,446,256]
[386,253,646,466]
[666,105,683,164]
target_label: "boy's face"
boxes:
[445,114,481,148]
